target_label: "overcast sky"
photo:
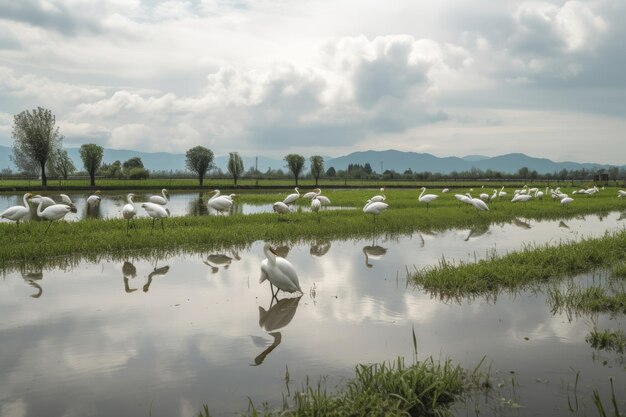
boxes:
[0,0,624,163]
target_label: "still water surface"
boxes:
[1,213,625,416]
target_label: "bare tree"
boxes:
[11,107,63,186]
[227,152,244,186]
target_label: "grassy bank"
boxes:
[411,230,626,299]
[1,187,625,270]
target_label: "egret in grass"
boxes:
[302,188,321,199]
[36,200,73,233]
[141,202,169,232]
[479,192,490,202]
[618,190,626,198]
[208,189,234,214]
[29,195,55,209]
[466,193,489,212]
[122,193,137,233]
[311,196,321,222]
[283,187,300,205]
[418,187,438,210]
[316,194,331,207]
[260,242,302,299]
[370,188,386,203]
[1,193,32,228]
[498,186,507,199]
[149,189,169,205]
[561,196,574,207]
[272,201,290,220]
[363,199,389,222]
[442,188,449,193]
[511,192,533,203]
[87,190,102,206]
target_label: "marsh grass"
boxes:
[198,355,488,417]
[586,329,626,354]
[548,285,626,315]
[412,230,626,299]
[1,187,625,271]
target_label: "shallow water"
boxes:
[1,214,625,416]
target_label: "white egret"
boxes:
[418,187,438,210]
[122,193,137,233]
[479,193,490,202]
[1,193,33,228]
[498,186,507,199]
[260,242,302,299]
[149,189,169,205]
[316,195,331,206]
[442,188,449,193]
[272,201,290,220]
[311,196,321,222]
[141,202,169,231]
[466,193,489,212]
[454,193,470,205]
[29,195,55,209]
[511,193,533,203]
[618,190,626,198]
[302,188,321,199]
[86,190,102,205]
[208,189,234,214]
[37,200,72,233]
[561,196,574,206]
[59,194,77,212]
[283,187,300,205]
[370,188,386,203]
[489,189,498,201]
[363,200,389,222]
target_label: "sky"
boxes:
[0,0,625,163]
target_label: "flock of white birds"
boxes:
[2,185,626,233]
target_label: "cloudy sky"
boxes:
[0,0,624,163]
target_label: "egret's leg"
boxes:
[44,221,52,233]
[161,219,165,232]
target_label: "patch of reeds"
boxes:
[412,231,626,299]
[586,329,626,354]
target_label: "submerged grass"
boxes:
[412,230,626,299]
[1,187,625,270]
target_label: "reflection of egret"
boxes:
[273,245,290,258]
[558,221,570,229]
[149,189,169,205]
[37,200,72,232]
[310,241,331,257]
[143,265,170,292]
[363,245,387,268]
[618,212,626,221]
[464,224,490,241]
[203,251,239,273]
[1,193,32,228]
[122,261,138,293]
[512,218,531,229]
[260,243,302,298]
[21,267,43,298]
[141,202,169,232]
[252,296,301,366]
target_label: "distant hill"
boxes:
[0,145,621,175]
[324,150,620,174]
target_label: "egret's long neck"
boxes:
[294,188,299,196]
[419,188,425,199]
[22,194,29,208]
[36,200,44,216]
[162,190,167,199]
[264,246,276,265]
[128,195,134,204]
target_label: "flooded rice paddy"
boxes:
[1,212,626,416]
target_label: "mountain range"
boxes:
[0,146,621,175]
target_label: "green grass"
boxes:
[411,230,626,299]
[586,329,626,354]
[1,187,625,271]
[199,355,487,417]
[548,285,626,315]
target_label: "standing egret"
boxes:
[122,193,137,233]
[260,242,302,299]
[302,188,321,199]
[29,195,55,209]
[1,193,33,228]
[316,194,331,207]
[618,190,626,198]
[418,187,438,210]
[59,194,77,212]
[208,189,234,214]
[283,187,300,205]
[149,189,169,205]
[37,200,72,233]
[141,202,169,232]
[498,186,507,199]
[479,192,490,202]
[311,196,321,222]
[511,192,533,203]
[466,193,489,212]
[561,196,574,207]
[489,189,498,201]
[87,190,102,205]
[272,201,290,220]
[363,200,389,222]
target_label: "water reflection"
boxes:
[21,267,43,298]
[187,192,209,216]
[512,218,531,229]
[143,264,170,292]
[122,261,138,293]
[618,212,626,221]
[203,250,241,273]
[363,244,387,268]
[253,296,302,366]
[464,224,490,241]
[558,220,570,229]
[310,241,331,257]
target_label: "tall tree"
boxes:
[227,152,244,186]
[309,155,324,186]
[80,144,104,186]
[284,154,305,185]
[122,157,144,175]
[186,146,214,186]
[49,149,76,180]
[11,107,63,187]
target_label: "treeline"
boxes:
[5,107,625,187]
